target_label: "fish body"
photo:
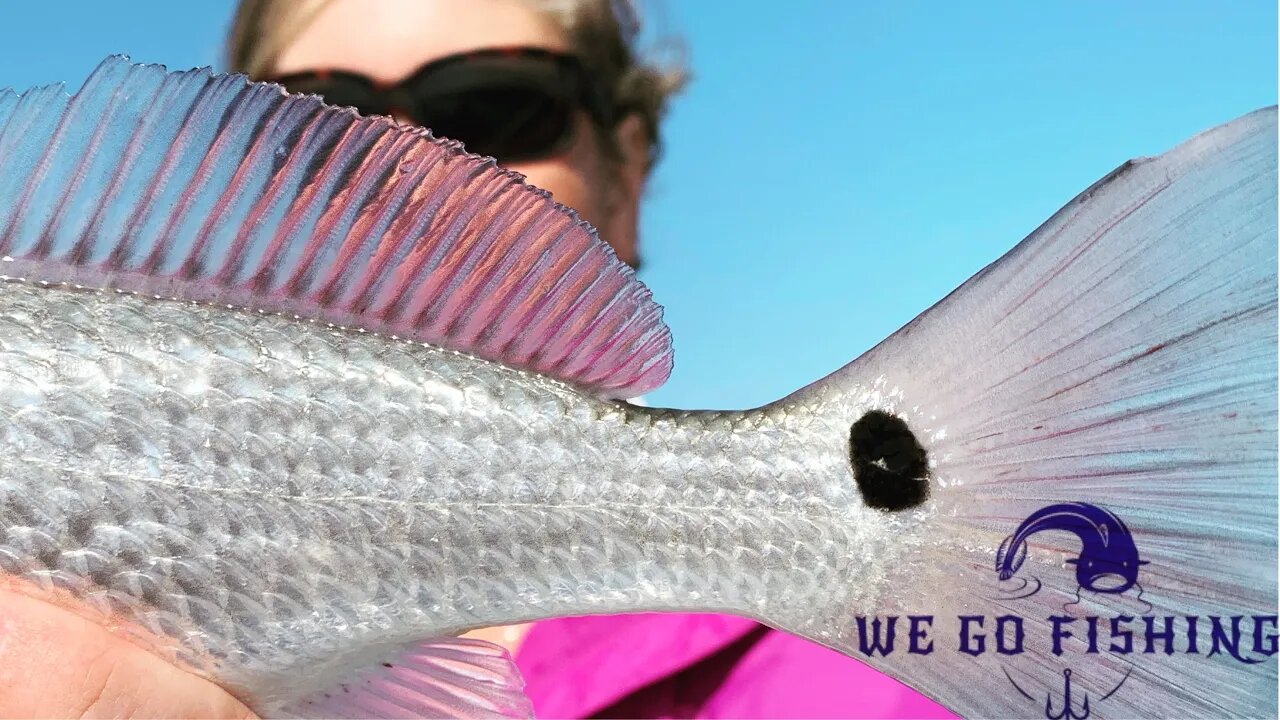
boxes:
[0,279,870,709]
[0,57,1274,718]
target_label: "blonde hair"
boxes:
[225,0,686,166]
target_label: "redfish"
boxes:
[0,57,1273,718]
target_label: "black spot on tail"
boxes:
[848,410,929,510]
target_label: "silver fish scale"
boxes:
[0,280,915,707]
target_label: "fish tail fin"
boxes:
[774,108,1277,718]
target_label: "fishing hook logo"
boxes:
[1045,669,1087,720]
[1003,666,1134,720]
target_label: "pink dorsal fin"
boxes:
[0,56,672,398]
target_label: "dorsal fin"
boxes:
[0,56,672,398]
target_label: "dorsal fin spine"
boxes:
[498,229,595,361]
[41,63,145,261]
[143,78,259,275]
[416,184,534,333]
[405,175,537,330]
[515,242,614,362]
[101,72,214,271]
[0,86,66,256]
[0,87,72,257]
[552,286,634,377]
[390,162,511,325]
[242,110,363,290]
[446,192,552,343]
[309,131,422,309]
[74,69,179,266]
[302,125,406,304]
[252,111,366,293]
[23,65,129,259]
[183,87,299,281]
[579,312,656,385]
[70,65,182,266]
[349,136,467,313]
[525,254,618,367]
[213,97,332,287]
[562,274,634,366]
[482,226,572,356]
[277,120,377,296]
[592,323,670,387]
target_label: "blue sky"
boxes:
[0,2,1273,409]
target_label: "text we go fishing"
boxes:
[842,613,1278,663]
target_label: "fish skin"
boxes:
[0,279,886,712]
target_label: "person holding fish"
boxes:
[0,0,946,716]
[0,0,1273,718]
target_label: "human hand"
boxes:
[0,586,254,718]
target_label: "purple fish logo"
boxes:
[995,502,1147,596]
[995,503,1147,718]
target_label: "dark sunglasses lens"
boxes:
[275,54,594,162]
[415,85,574,161]
[278,75,386,117]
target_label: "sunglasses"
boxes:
[267,48,615,163]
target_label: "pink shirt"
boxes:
[515,613,956,718]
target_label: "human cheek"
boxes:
[509,114,607,210]
[505,160,597,223]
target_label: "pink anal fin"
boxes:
[0,56,672,398]
[281,638,533,719]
